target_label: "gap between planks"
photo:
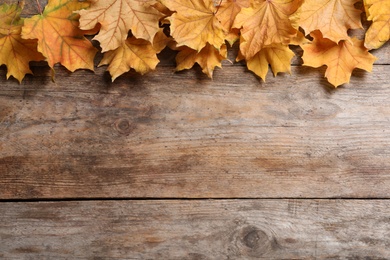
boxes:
[1,197,390,203]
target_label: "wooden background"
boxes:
[1,1,390,258]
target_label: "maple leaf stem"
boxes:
[35,0,42,14]
[213,0,223,15]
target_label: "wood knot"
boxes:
[232,226,279,257]
[114,119,134,135]
[243,229,265,249]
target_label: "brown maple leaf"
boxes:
[21,0,98,72]
[159,0,226,51]
[0,3,44,83]
[78,0,163,52]
[301,31,377,87]
[364,0,390,49]
[233,0,301,60]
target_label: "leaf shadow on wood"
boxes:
[19,64,51,96]
[350,67,374,85]
[97,68,154,96]
[157,48,178,67]
[173,64,214,84]
[294,65,339,94]
[370,41,390,65]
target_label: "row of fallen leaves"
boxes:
[0,0,389,87]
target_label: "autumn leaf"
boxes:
[293,0,362,43]
[246,43,295,81]
[0,0,385,87]
[21,0,97,72]
[152,29,172,53]
[233,0,301,60]
[175,43,227,78]
[215,0,250,31]
[0,3,44,83]
[152,1,174,17]
[301,31,376,87]
[214,0,250,45]
[364,0,390,49]
[0,2,20,35]
[99,34,165,81]
[78,0,163,52]
[159,0,226,51]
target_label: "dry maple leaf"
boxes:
[364,0,390,49]
[21,0,97,72]
[215,0,250,32]
[293,0,362,43]
[175,43,227,78]
[233,0,301,60]
[159,0,226,51]
[99,32,168,81]
[152,29,172,53]
[0,3,20,35]
[301,31,377,87]
[245,43,295,81]
[215,0,250,45]
[78,0,163,52]
[0,3,44,83]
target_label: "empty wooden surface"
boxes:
[2,61,390,199]
[1,200,390,259]
[1,1,390,257]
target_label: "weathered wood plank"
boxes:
[1,65,390,199]
[0,199,389,259]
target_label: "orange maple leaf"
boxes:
[293,0,362,43]
[301,31,377,87]
[175,43,227,78]
[364,0,390,49]
[159,0,226,51]
[78,0,163,52]
[21,0,98,72]
[99,31,169,81]
[233,0,301,60]
[0,3,44,83]
[245,43,295,81]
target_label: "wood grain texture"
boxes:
[1,1,390,258]
[0,199,389,259]
[1,61,390,199]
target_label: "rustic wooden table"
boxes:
[1,2,390,258]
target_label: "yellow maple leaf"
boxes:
[215,0,250,45]
[364,0,390,49]
[78,0,163,52]
[246,43,295,81]
[301,31,377,87]
[21,0,97,72]
[0,3,44,83]
[233,0,301,60]
[159,0,226,51]
[215,0,250,32]
[152,29,172,53]
[293,0,362,43]
[175,43,227,78]
[0,3,19,35]
[99,35,162,81]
